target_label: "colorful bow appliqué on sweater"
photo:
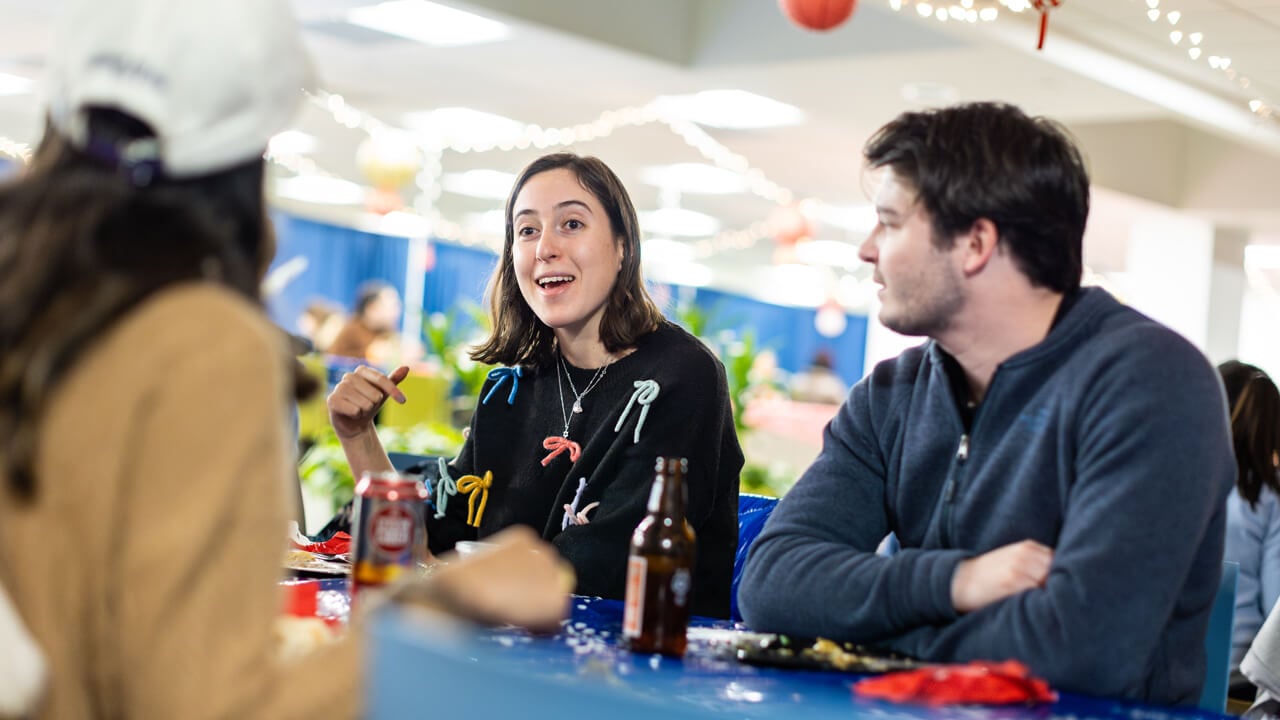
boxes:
[456,471,493,527]
[540,436,582,467]
[433,457,457,520]
[562,477,600,529]
[481,366,523,406]
[614,379,659,444]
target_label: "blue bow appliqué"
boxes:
[481,366,523,405]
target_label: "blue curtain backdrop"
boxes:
[266,212,500,339]
[267,212,410,334]
[266,211,866,383]
[421,242,498,339]
[682,287,866,383]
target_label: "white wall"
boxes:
[1239,278,1280,380]
[1118,212,1214,350]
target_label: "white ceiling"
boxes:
[1,0,1278,298]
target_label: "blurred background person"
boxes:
[789,349,849,405]
[298,297,346,355]
[1221,360,1280,698]
[329,280,402,363]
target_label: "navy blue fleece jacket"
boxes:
[738,288,1234,705]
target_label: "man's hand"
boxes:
[951,539,1053,614]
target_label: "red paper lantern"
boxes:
[779,0,858,32]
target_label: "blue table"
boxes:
[366,595,1231,720]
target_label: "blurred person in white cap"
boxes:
[0,0,571,718]
[0,581,45,718]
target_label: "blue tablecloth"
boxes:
[365,594,1231,720]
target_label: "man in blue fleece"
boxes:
[737,102,1234,706]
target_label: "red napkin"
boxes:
[281,580,321,617]
[853,660,1057,706]
[280,580,346,628]
[291,532,351,556]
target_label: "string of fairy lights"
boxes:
[885,0,1033,25]
[1130,0,1276,121]
[293,0,1279,254]
[885,0,1278,122]
[298,90,788,257]
[3,0,1276,257]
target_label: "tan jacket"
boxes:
[0,284,359,719]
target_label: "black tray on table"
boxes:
[734,633,924,674]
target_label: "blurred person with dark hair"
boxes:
[790,349,849,405]
[298,297,346,354]
[0,1,570,717]
[738,102,1233,705]
[329,280,402,363]
[1219,361,1280,692]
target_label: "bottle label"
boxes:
[622,556,647,638]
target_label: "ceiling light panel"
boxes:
[402,107,526,149]
[347,1,509,47]
[650,90,805,130]
[442,169,516,199]
[639,207,722,237]
[639,163,749,195]
[0,72,33,97]
[274,175,366,206]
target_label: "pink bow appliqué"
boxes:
[540,436,582,467]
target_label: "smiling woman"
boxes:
[328,152,746,618]
[508,166,626,359]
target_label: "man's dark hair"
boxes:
[863,102,1090,293]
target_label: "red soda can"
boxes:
[351,471,430,596]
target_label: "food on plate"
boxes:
[284,549,350,576]
[735,633,923,674]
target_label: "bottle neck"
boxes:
[647,469,687,519]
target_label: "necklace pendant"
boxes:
[572,400,583,414]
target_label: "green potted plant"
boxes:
[299,422,465,517]
[423,302,493,426]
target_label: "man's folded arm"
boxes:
[737,394,969,640]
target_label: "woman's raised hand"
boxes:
[326,365,410,439]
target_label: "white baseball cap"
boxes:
[44,0,315,180]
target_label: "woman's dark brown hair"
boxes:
[470,152,662,369]
[1218,360,1280,508]
[0,107,311,499]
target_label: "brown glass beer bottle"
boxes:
[623,456,696,657]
